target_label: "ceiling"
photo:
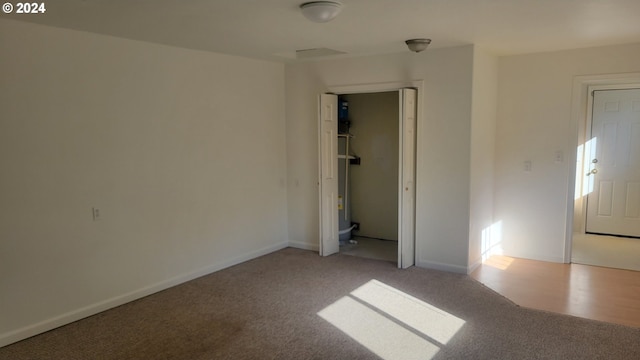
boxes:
[4,0,640,62]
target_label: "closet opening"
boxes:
[319,86,417,269]
[337,92,399,263]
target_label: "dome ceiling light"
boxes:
[300,1,343,23]
[405,39,432,53]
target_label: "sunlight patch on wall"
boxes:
[318,279,465,360]
[481,220,503,263]
[575,137,598,200]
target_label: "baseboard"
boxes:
[502,250,565,264]
[416,259,468,274]
[467,258,482,274]
[288,240,319,252]
[0,241,288,348]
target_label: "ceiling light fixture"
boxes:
[300,1,343,23]
[405,39,432,53]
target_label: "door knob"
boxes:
[586,169,598,176]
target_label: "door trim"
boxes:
[567,73,640,262]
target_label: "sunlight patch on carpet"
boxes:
[318,280,465,360]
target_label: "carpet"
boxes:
[1,248,638,359]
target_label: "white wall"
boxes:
[346,92,399,241]
[285,46,475,272]
[469,48,498,269]
[0,19,288,346]
[495,43,640,262]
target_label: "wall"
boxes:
[285,46,475,272]
[345,92,399,241]
[0,19,288,346]
[469,48,498,270]
[495,43,640,262]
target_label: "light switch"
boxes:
[524,160,532,172]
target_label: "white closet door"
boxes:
[398,88,417,268]
[319,94,339,256]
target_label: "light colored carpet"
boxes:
[572,233,640,271]
[1,248,639,359]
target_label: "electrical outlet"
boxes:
[554,150,564,163]
[352,222,360,231]
[92,207,100,221]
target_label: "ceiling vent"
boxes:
[295,47,346,59]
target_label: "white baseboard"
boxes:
[0,241,288,348]
[502,250,564,264]
[288,240,319,252]
[416,259,469,274]
[467,258,482,274]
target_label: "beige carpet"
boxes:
[572,233,640,271]
[1,248,639,359]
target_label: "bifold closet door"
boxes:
[398,88,417,268]
[319,93,339,256]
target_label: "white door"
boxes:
[398,89,417,268]
[586,88,640,237]
[319,94,339,256]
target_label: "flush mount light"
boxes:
[300,1,343,23]
[405,38,432,53]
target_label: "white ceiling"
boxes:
[4,0,640,62]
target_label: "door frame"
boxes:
[321,80,424,268]
[566,73,640,262]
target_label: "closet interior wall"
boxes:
[342,92,399,241]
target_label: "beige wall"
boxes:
[0,19,287,346]
[346,92,399,241]
[495,43,640,262]
[285,46,475,272]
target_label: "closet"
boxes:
[319,87,417,268]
